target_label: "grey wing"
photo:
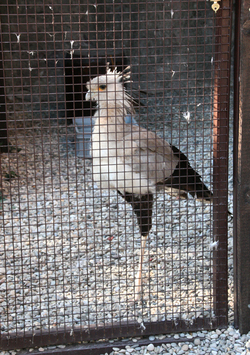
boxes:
[122,125,179,184]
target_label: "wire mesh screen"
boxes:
[0,0,232,351]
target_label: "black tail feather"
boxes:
[159,145,213,201]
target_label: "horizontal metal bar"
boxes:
[0,317,221,351]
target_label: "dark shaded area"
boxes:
[0,41,8,153]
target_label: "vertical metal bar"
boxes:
[212,0,232,326]
[233,0,241,331]
[234,0,250,334]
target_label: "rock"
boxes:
[181,344,189,351]
[147,343,155,351]
[210,342,218,350]
[194,338,201,346]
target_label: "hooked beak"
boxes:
[85,91,91,101]
[85,90,97,102]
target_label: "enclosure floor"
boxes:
[0,123,233,334]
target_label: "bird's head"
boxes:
[85,64,132,110]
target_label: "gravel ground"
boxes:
[0,126,215,330]
[0,109,247,355]
[99,328,250,355]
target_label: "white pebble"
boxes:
[149,336,155,341]
[181,344,189,351]
[194,338,201,346]
[147,343,155,351]
[0,268,6,274]
[235,347,245,353]
[210,342,217,350]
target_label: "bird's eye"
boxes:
[99,84,107,91]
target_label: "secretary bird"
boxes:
[85,65,213,300]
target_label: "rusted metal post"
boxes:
[212,0,232,327]
[234,0,250,334]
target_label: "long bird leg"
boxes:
[135,233,148,299]
[117,191,154,301]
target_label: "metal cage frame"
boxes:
[0,0,233,351]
